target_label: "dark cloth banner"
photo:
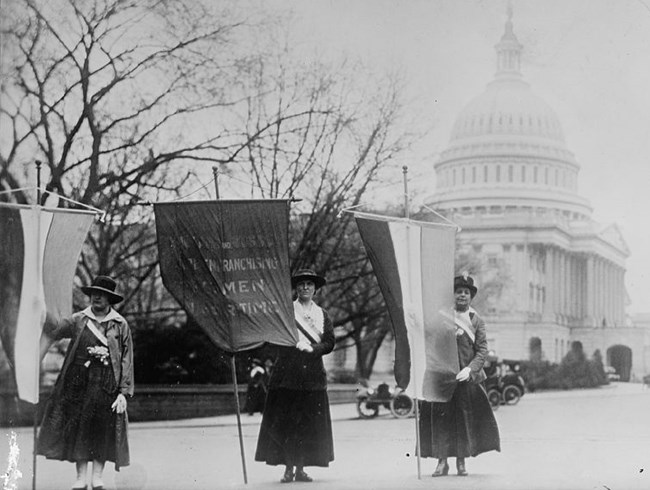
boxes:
[0,204,94,403]
[354,212,458,402]
[154,200,297,352]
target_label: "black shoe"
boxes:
[280,469,294,483]
[456,459,468,476]
[295,470,313,482]
[432,460,449,477]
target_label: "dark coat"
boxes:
[268,309,335,391]
[44,309,134,397]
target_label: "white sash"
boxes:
[454,310,476,344]
[294,300,324,344]
[86,319,108,346]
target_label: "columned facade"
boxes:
[424,11,641,377]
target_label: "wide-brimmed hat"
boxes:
[81,275,124,304]
[454,274,478,298]
[291,268,326,289]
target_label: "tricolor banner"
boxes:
[354,212,458,402]
[154,200,297,353]
[0,204,94,403]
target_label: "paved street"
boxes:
[3,382,650,490]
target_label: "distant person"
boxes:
[418,274,500,477]
[255,269,335,483]
[244,358,267,415]
[38,275,133,490]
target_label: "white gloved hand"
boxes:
[455,367,472,382]
[111,393,127,413]
[296,340,313,353]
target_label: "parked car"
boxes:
[605,366,620,381]
[356,382,414,419]
[485,360,526,409]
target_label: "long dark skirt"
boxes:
[418,381,500,458]
[38,334,129,469]
[255,388,334,467]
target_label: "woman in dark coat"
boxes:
[38,276,133,490]
[418,274,500,477]
[255,269,335,483]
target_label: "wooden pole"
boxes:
[402,166,421,479]
[230,355,248,484]
[33,160,43,490]
[213,173,248,484]
[212,166,220,199]
[402,165,410,220]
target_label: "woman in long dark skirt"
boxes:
[418,274,500,477]
[38,276,133,490]
[255,269,335,483]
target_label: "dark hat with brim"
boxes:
[291,268,326,289]
[454,274,478,297]
[81,275,124,304]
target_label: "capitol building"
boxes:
[425,11,650,381]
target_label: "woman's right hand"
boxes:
[296,340,314,353]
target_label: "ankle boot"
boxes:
[280,467,294,483]
[456,458,468,476]
[432,459,449,477]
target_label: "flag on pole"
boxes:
[0,204,95,403]
[354,212,458,402]
[154,200,297,352]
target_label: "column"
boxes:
[585,256,592,325]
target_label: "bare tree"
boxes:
[0,0,264,313]
[1,1,420,381]
[219,31,417,377]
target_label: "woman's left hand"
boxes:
[455,367,472,382]
[112,393,127,413]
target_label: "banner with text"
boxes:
[154,200,297,352]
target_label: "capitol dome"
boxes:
[429,10,592,220]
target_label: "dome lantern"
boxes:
[495,2,523,79]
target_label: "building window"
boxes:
[472,166,477,183]
[462,167,466,184]
[484,166,488,183]
[545,167,549,185]
[453,168,456,186]
[508,165,513,182]
[534,166,538,183]
[496,165,501,182]
[522,166,526,182]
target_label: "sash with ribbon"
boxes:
[453,309,476,344]
[439,308,476,344]
[294,300,324,344]
[85,318,108,346]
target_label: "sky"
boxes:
[264,0,650,315]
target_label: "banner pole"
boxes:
[402,166,410,220]
[401,166,422,479]
[32,159,43,490]
[230,355,248,484]
[212,166,220,199]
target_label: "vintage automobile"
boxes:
[356,382,414,419]
[485,359,526,409]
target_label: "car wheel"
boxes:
[357,398,379,418]
[390,393,414,418]
[503,385,522,405]
[487,389,501,410]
